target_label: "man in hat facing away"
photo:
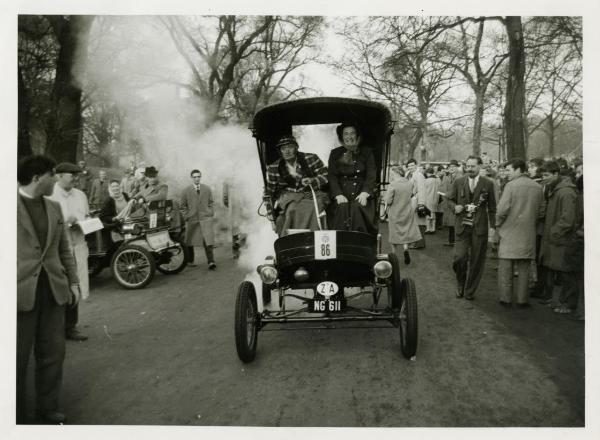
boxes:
[265,135,328,236]
[134,166,168,203]
[49,162,91,341]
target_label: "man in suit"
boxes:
[446,155,497,300]
[440,159,460,246]
[180,169,216,270]
[17,155,81,424]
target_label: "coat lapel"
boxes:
[17,193,40,247]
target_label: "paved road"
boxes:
[59,227,584,426]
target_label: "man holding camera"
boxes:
[446,155,497,300]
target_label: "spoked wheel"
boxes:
[388,252,402,309]
[111,244,156,289]
[399,277,418,359]
[156,243,188,274]
[234,281,259,363]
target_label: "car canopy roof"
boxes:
[251,97,393,140]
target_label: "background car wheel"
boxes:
[88,257,105,278]
[399,277,418,359]
[156,242,188,274]
[235,281,259,363]
[388,252,402,309]
[111,244,156,289]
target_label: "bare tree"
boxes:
[503,16,526,160]
[335,17,459,160]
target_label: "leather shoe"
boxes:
[37,410,66,424]
[208,262,217,270]
[464,295,475,301]
[443,242,455,247]
[499,300,512,308]
[455,288,464,298]
[66,329,88,341]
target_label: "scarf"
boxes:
[278,152,315,189]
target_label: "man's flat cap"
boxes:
[275,135,298,149]
[449,159,459,166]
[145,166,158,177]
[55,162,82,174]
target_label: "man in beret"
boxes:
[265,135,328,235]
[49,162,91,341]
[17,155,80,424]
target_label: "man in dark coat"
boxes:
[538,160,580,313]
[17,155,81,424]
[180,169,216,269]
[446,155,497,300]
[88,169,110,208]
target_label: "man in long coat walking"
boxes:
[495,159,544,307]
[440,159,460,245]
[181,169,216,269]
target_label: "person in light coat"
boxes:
[384,166,422,265]
[495,158,544,307]
[49,162,92,341]
[180,169,216,269]
[439,159,460,245]
[406,158,427,248]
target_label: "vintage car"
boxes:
[86,200,187,289]
[234,97,418,362]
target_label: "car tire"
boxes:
[388,252,402,309]
[399,277,418,359]
[111,244,156,289]
[235,281,259,363]
[156,242,188,275]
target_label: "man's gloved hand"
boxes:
[335,195,348,204]
[355,192,369,207]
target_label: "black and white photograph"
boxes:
[2,1,599,439]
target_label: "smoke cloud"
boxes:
[79,16,343,300]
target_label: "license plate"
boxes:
[314,230,336,260]
[310,299,346,313]
[146,231,171,250]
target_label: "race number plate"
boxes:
[146,230,170,250]
[314,230,336,260]
[149,212,158,229]
[310,281,345,312]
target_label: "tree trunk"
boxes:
[547,114,555,157]
[18,66,33,159]
[472,92,484,156]
[45,16,93,163]
[503,16,527,160]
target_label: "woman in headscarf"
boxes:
[99,180,132,246]
[384,166,422,264]
[327,122,377,235]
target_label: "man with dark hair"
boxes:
[181,169,216,269]
[538,160,580,314]
[17,155,80,424]
[88,169,110,208]
[446,155,497,300]
[495,158,544,308]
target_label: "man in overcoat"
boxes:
[538,160,580,313]
[406,158,427,248]
[180,169,216,269]
[17,155,80,424]
[446,155,497,300]
[88,169,110,207]
[440,159,460,245]
[495,159,544,307]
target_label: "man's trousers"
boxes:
[453,229,488,298]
